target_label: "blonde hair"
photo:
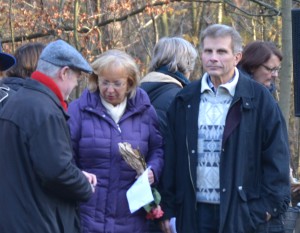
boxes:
[88,49,140,99]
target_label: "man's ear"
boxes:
[234,52,242,66]
[59,66,70,81]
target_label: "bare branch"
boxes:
[2,31,56,43]
[224,0,280,16]
[1,0,282,44]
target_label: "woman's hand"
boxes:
[148,169,155,185]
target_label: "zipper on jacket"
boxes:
[186,136,197,210]
[116,123,121,133]
[86,108,122,134]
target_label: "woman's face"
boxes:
[252,54,281,88]
[98,67,128,106]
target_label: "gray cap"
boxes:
[39,39,92,73]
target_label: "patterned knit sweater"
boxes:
[196,72,238,203]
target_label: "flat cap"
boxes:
[39,39,92,73]
[0,52,16,71]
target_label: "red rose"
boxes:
[146,205,164,220]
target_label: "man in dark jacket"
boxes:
[0,40,97,233]
[160,24,290,233]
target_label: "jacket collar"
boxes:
[140,71,183,88]
[232,70,255,110]
[155,65,190,86]
[31,71,67,110]
[176,69,255,110]
[23,76,68,117]
[78,88,151,118]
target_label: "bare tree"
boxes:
[279,0,293,119]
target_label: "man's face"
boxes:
[201,36,241,82]
[60,67,81,100]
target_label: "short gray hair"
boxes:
[200,24,243,54]
[148,37,198,75]
[36,59,61,79]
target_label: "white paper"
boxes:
[126,168,154,213]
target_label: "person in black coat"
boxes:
[140,37,198,137]
[140,37,198,233]
[160,24,290,233]
[0,40,97,233]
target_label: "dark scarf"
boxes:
[155,65,190,86]
[31,71,67,110]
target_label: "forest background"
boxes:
[1,0,300,175]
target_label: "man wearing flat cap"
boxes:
[0,40,97,233]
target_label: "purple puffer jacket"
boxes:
[68,88,164,233]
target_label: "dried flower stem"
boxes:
[118,142,146,175]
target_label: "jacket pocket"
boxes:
[255,215,284,233]
[236,188,257,233]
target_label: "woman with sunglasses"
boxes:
[68,49,164,233]
[238,41,282,94]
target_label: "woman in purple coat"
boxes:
[68,49,164,233]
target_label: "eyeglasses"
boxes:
[261,64,281,74]
[99,80,126,89]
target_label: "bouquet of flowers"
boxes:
[118,142,164,220]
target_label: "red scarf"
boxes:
[31,71,67,110]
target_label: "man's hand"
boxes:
[82,171,97,192]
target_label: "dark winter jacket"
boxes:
[140,71,189,137]
[1,76,25,91]
[0,78,93,233]
[0,84,14,109]
[68,88,164,233]
[161,71,290,233]
[0,77,24,110]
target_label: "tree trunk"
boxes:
[279,0,292,123]
[161,12,168,37]
[74,0,79,49]
[217,3,223,24]
[279,0,296,172]
[9,0,15,51]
